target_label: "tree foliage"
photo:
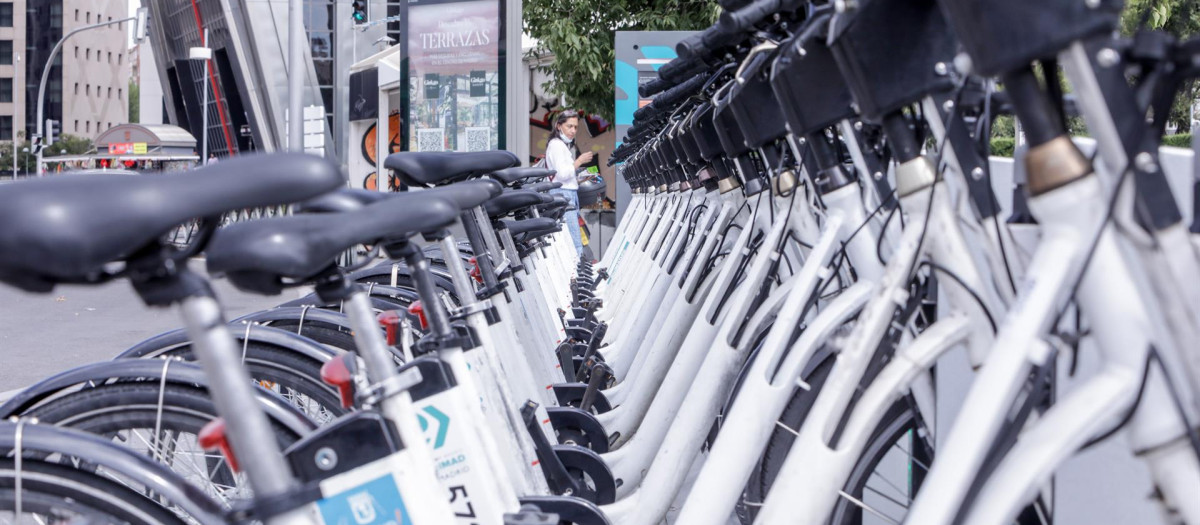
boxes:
[1122,0,1200,132]
[525,0,719,121]
[49,134,95,156]
[0,134,93,175]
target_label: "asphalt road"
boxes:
[0,259,289,393]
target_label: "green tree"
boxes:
[129,79,140,124]
[1122,0,1200,132]
[0,138,37,175]
[46,134,94,156]
[525,0,719,121]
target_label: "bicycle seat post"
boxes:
[134,257,310,525]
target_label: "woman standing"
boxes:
[544,110,595,258]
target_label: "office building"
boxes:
[22,0,130,141]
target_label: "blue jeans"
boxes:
[551,188,583,257]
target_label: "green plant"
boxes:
[1162,133,1193,148]
[990,137,1015,158]
[46,134,94,156]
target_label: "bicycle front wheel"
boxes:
[0,458,189,524]
[24,381,303,505]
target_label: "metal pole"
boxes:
[36,15,137,176]
[201,28,209,164]
[12,54,17,178]
[288,0,303,152]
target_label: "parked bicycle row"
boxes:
[2,0,1200,524]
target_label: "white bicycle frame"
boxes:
[183,289,457,525]
[753,152,1009,524]
[675,173,890,525]
[905,140,1200,525]
[599,184,819,518]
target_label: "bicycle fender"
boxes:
[279,291,414,312]
[118,323,339,365]
[518,495,611,525]
[349,263,458,294]
[547,407,610,453]
[0,359,317,436]
[0,421,228,525]
[553,444,617,505]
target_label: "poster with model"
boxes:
[407,0,503,152]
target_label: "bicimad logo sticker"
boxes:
[416,405,450,449]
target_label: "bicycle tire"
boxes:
[829,397,931,524]
[0,457,189,524]
[153,340,344,424]
[741,354,836,522]
[254,319,359,352]
[23,382,303,504]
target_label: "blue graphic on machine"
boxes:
[613,31,698,149]
[317,474,413,525]
[416,405,451,449]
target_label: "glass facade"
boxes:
[150,0,336,155]
[154,0,240,157]
[305,0,334,129]
[26,0,62,133]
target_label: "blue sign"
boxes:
[317,474,412,525]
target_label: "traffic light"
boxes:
[351,0,368,23]
[45,119,59,146]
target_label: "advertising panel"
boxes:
[407,0,503,152]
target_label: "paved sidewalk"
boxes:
[0,259,288,393]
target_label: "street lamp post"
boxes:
[12,53,18,179]
[35,7,147,176]
[289,0,302,152]
[190,28,212,164]
[13,130,21,178]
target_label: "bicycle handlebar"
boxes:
[633,73,706,122]
[718,0,782,33]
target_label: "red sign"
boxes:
[110,142,134,154]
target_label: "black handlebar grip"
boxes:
[656,57,690,83]
[675,33,707,60]
[718,0,753,10]
[633,102,657,122]
[700,21,743,51]
[656,73,706,107]
[658,56,704,83]
[718,0,782,33]
[639,76,673,98]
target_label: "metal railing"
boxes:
[167,205,292,247]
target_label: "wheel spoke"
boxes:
[837,489,902,525]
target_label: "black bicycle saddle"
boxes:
[483,190,544,218]
[206,195,459,295]
[385,151,519,187]
[527,181,564,193]
[297,179,502,214]
[502,217,559,236]
[0,153,342,292]
[490,167,554,186]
